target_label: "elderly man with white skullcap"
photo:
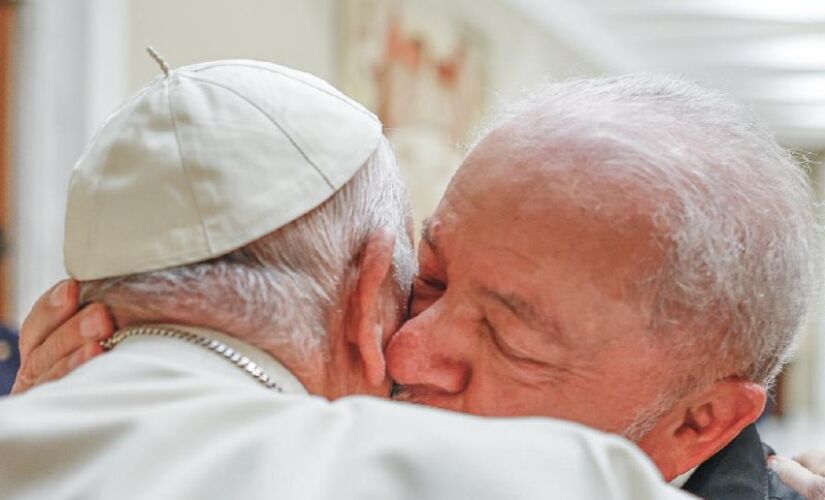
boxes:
[0,55,689,500]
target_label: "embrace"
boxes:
[2,57,824,499]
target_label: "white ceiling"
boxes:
[504,0,825,151]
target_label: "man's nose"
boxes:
[385,310,472,394]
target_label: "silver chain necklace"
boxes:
[100,325,283,392]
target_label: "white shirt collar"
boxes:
[669,466,697,489]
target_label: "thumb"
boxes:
[769,455,825,500]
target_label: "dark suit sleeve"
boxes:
[684,424,806,500]
[0,326,20,395]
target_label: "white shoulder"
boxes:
[321,396,694,500]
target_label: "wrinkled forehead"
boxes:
[454,128,663,228]
[436,129,667,299]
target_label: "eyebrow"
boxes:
[482,288,564,341]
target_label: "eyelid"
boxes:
[410,279,445,309]
[483,318,546,367]
[483,318,514,355]
[419,277,446,291]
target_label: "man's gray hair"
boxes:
[479,75,821,390]
[80,137,415,358]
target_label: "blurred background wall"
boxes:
[1,0,823,450]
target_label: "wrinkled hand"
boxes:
[770,451,825,500]
[11,280,114,394]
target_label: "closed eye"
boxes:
[420,278,446,291]
[409,278,445,317]
[483,317,549,369]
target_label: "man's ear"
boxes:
[349,227,396,387]
[639,379,767,480]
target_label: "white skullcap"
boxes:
[64,57,382,280]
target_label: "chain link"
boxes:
[100,326,283,392]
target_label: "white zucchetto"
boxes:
[64,59,382,280]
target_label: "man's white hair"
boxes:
[477,75,822,393]
[80,137,415,358]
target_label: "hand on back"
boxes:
[769,451,825,500]
[11,280,113,394]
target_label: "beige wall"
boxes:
[126,0,338,93]
[124,0,596,222]
[793,152,825,417]
[439,0,596,99]
[125,0,593,93]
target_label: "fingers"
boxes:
[11,303,114,395]
[33,342,104,388]
[9,365,36,395]
[796,451,825,476]
[769,455,825,500]
[25,303,113,378]
[19,280,80,359]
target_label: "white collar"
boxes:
[113,323,309,396]
[669,466,697,488]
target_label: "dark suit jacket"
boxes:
[0,326,20,395]
[683,424,803,499]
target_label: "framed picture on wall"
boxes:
[340,0,488,228]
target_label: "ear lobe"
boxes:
[352,227,396,387]
[667,380,766,475]
[694,381,766,444]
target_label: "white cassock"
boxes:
[0,324,693,500]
